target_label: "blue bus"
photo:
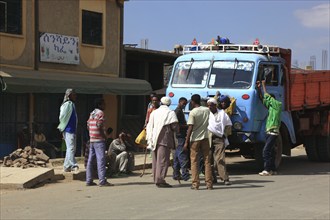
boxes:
[166,44,297,168]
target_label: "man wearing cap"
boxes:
[207,98,232,185]
[58,88,79,173]
[146,97,178,188]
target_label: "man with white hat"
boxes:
[207,98,232,185]
[146,96,178,188]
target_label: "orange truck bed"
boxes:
[289,70,330,111]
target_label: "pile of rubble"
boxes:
[1,146,50,169]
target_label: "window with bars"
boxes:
[0,0,22,35]
[82,10,102,46]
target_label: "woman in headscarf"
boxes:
[57,88,79,173]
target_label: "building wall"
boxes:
[0,0,122,156]
[0,0,34,67]
[38,0,120,75]
[0,0,121,75]
[104,94,118,136]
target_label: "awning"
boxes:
[0,67,152,95]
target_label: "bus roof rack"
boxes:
[182,44,281,55]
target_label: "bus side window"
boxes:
[257,65,264,83]
[264,65,278,86]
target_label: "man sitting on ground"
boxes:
[107,132,137,176]
[34,124,60,159]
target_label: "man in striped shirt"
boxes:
[86,98,113,187]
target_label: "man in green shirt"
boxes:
[184,94,213,190]
[257,80,282,176]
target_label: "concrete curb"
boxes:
[0,168,55,189]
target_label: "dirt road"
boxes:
[1,147,329,219]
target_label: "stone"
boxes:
[21,153,29,159]
[24,146,32,152]
[9,152,20,161]
[1,147,50,169]
[36,153,49,162]
[34,148,43,154]
[3,157,8,166]
[36,161,46,165]
[31,148,37,155]
[5,159,13,167]
[13,158,22,164]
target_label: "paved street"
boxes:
[1,147,329,220]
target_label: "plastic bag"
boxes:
[135,129,147,148]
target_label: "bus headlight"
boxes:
[233,122,242,130]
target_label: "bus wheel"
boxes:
[304,136,319,161]
[317,136,330,162]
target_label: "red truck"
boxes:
[289,68,330,162]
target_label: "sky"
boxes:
[124,0,330,70]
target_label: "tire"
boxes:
[316,136,330,162]
[304,136,320,162]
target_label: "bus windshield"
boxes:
[171,61,210,88]
[208,61,254,89]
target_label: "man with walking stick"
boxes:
[146,97,178,188]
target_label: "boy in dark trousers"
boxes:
[257,80,282,176]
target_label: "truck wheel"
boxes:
[304,136,319,161]
[274,134,283,169]
[316,136,330,162]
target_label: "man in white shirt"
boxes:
[207,98,232,185]
[146,97,178,188]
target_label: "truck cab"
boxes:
[166,44,296,167]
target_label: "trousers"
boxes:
[263,134,277,171]
[210,137,229,181]
[173,137,190,180]
[86,141,107,185]
[63,132,78,170]
[190,138,213,188]
[152,144,170,184]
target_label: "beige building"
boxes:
[0,0,151,157]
